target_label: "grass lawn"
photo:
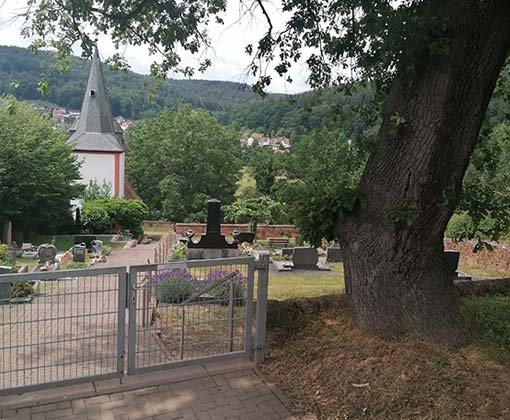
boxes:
[463,293,510,364]
[14,257,38,271]
[459,263,510,279]
[143,225,172,235]
[268,262,345,300]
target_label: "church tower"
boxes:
[68,47,125,198]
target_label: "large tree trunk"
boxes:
[337,1,510,347]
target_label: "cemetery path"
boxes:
[0,267,174,392]
[101,240,163,268]
[0,273,121,391]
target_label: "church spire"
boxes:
[77,46,114,133]
[68,46,124,152]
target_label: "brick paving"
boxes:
[0,369,296,420]
[0,272,122,391]
[0,238,169,392]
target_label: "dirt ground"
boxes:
[260,295,510,420]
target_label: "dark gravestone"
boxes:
[444,250,460,277]
[74,235,96,250]
[282,248,294,258]
[187,199,236,250]
[74,207,82,234]
[207,199,221,236]
[37,244,57,265]
[0,266,12,303]
[235,232,255,244]
[326,247,342,263]
[292,247,319,269]
[73,244,87,263]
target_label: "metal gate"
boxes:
[0,255,269,395]
[127,256,266,374]
[0,267,126,396]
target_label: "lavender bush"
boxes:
[152,268,197,304]
[205,270,247,303]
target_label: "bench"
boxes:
[268,237,291,248]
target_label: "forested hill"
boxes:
[0,45,375,139]
[0,45,266,119]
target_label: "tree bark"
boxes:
[337,1,510,347]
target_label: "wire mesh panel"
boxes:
[128,257,255,374]
[0,267,126,395]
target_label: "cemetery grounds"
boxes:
[259,241,510,419]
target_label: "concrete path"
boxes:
[101,241,162,268]
[0,359,295,420]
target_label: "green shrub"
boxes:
[11,281,34,298]
[445,212,475,241]
[171,243,187,261]
[102,244,111,255]
[81,199,149,238]
[81,201,110,233]
[206,270,247,304]
[62,262,88,270]
[152,269,196,304]
[0,244,9,265]
[107,199,149,239]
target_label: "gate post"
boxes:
[127,268,137,374]
[254,252,270,365]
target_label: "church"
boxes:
[68,47,135,198]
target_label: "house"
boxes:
[67,47,126,198]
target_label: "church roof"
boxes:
[68,47,125,152]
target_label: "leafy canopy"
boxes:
[448,123,510,241]
[20,1,441,93]
[81,199,149,237]
[0,97,81,233]
[125,106,242,221]
[278,128,367,246]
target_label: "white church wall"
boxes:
[74,152,116,197]
[119,152,126,198]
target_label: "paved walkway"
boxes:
[0,365,295,420]
[101,240,164,268]
[0,236,172,392]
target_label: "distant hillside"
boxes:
[0,45,268,120]
[0,45,376,140]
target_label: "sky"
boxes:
[0,1,311,94]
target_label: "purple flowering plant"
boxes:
[205,270,247,302]
[151,268,197,304]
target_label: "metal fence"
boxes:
[0,254,270,395]
[153,232,173,264]
[0,267,126,396]
[127,256,265,374]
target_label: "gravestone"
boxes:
[292,247,319,269]
[0,266,12,304]
[90,240,103,255]
[444,250,460,278]
[74,235,96,250]
[37,244,57,265]
[326,247,342,263]
[234,231,255,244]
[187,199,238,259]
[73,244,87,263]
[282,248,294,258]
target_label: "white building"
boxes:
[68,47,126,198]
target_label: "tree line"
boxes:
[0,45,373,140]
